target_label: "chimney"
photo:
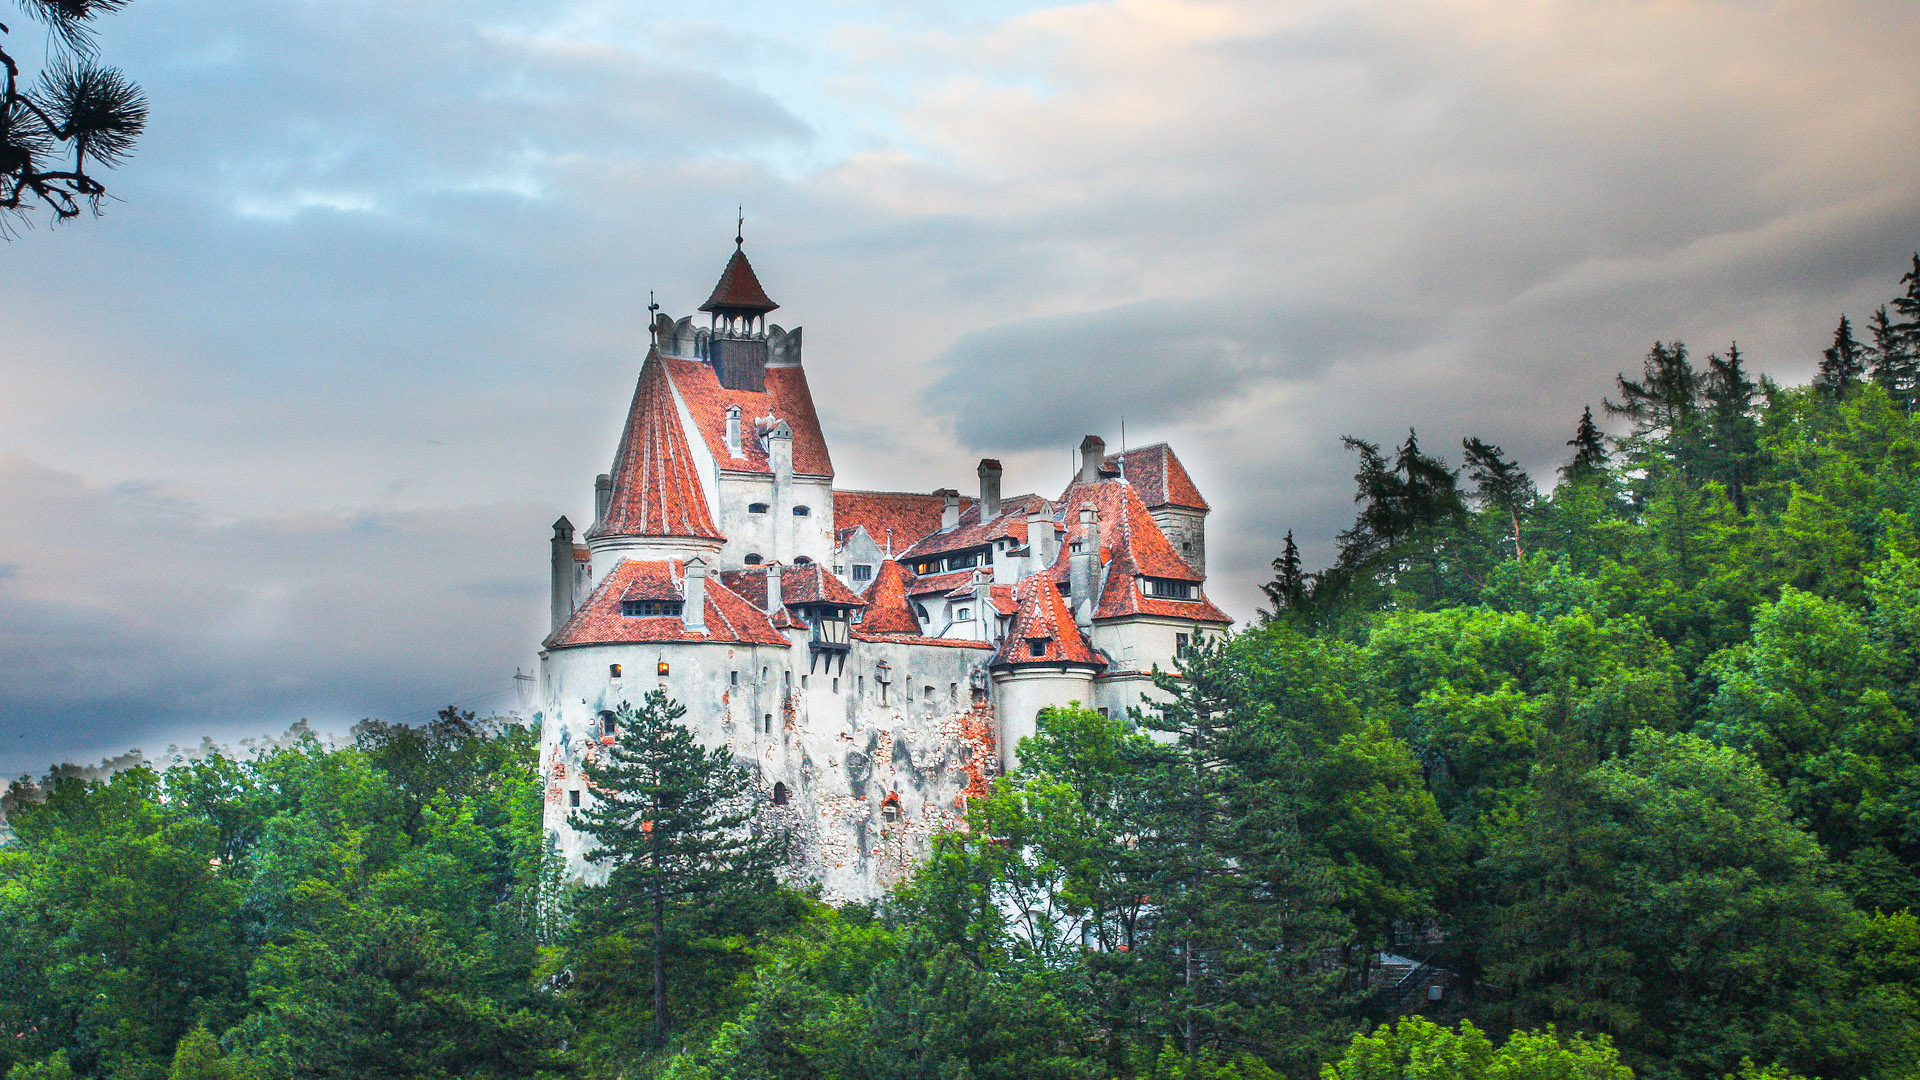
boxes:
[682,558,708,634]
[766,562,784,614]
[1069,506,1100,629]
[550,517,576,632]
[977,459,1002,521]
[1027,503,1055,571]
[768,421,794,563]
[1078,435,1106,483]
[940,489,960,531]
[593,474,611,528]
[724,406,743,457]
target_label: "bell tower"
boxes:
[699,212,779,392]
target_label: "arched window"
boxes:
[598,710,617,736]
[880,795,902,822]
[792,505,811,517]
[745,553,763,565]
[956,606,971,621]
[748,503,769,514]
[772,782,789,806]
[794,555,813,565]
[914,603,929,620]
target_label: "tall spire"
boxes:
[586,350,724,543]
[700,220,778,317]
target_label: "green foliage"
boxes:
[1323,1018,1631,1080]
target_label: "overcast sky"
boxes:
[3,0,1917,777]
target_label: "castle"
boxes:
[538,237,1232,900]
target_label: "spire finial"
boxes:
[736,206,744,248]
[647,290,660,342]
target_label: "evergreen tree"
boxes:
[1462,437,1535,559]
[0,0,149,226]
[1698,345,1761,513]
[1605,341,1697,439]
[1815,315,1867,396]
[1562,406,1610,479]
[1866,305,1916,413]
[573,690,779,1042]
[1260,530,1307,619]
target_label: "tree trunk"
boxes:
[652,888,669,1041]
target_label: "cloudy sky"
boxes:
[3,0,1916,776]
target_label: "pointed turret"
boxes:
[585,349,725,565]
[699,227,778,391]
[992,577,1101,669]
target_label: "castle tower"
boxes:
[699,222,780,393]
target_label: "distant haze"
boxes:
[3,0,1916,776]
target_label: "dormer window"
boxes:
[851,564,873,583]
[1143,578,1197,600]
[1028,640,1046,657]
[956,607,971,621]
[621,600,684,617]
[748,503,769,515]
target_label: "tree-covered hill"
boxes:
[5,254,1920,1080]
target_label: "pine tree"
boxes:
[1562,406,1610,479]
[1815,315,1866,397]
[1605,341,1698,438]
[1260,530,1306,619]
[1700,344,1761,514]
[1462,437,1535,559]
[1868,305,1917,415]
[573,690,779,1042]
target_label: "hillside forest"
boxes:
[6,255,1920,1080]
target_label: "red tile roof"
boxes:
[1106,443,1209,511]
[661,356,833,478]
[545,559,787,648]
[992,577,1103,668]
[850,632,994,649]
[699,246,779,315]
[587,351,724,542]
[719,563,865,610]
[833,490,964,556]
[1055,477,1203,583]
[899,493,1051,561]
[1095,541,1233,623]
[906,568,981,596]
[856,559,925,635]
[571,545,591,563]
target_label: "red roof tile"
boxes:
[850,632,993,649]
[699,246,779,315]
[833,490,963,556]
[545,559,787,648]
[906,568,981,596]
[1094,541,1233,623]
[899,493,1051,561]
[857,560,924,635]
[662,357,833,478]
[1055,477,1203,582]
[571,545,592,563]
[992,577,1103,668]
[586,351,724,542]
[719,563,865,611]
[1106,444,1209,511]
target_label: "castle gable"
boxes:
[660,356,833,478]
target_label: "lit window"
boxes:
[609,663,623,678]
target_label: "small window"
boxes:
[1175,633,1190,652]
[569,790,581,807]
[745,553,763,565]
[923,685,934,702]
[948,683,957,702]
[801,675,809,689]
[1182,541,1194,553]
[621,600,683,617]
[748,503,769,514]
[764,714,774,734]
[599,710,617,735]
[852,610,864,624]
[1028,640,1046,657]
[772,782,789,806]
[792,505,811,517]
[730,670,739,686]
[832,677,840,693]
[914,603,930,620]
[609,663,623,678]
[795,555,813,565]
[852,564,873,582]
[956,606,971,621]
[881,796,902,822]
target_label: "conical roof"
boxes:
[992,577,1101,668]
[586,349,724,541]
[699,246,779,315]
[857,560,925,635]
